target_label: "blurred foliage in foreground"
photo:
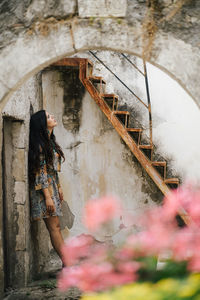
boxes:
[82,273,200,300]
[58,185,200,299]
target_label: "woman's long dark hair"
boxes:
[28,110,65,181]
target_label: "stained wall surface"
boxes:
[42,67,163,243]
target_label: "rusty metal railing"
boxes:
[120,54,153,147]
[89,51,153,146]
[143,59,153,147]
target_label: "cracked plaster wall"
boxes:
[42,68,162,245]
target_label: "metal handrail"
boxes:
[89,51,153,146]
[121,53,153,146]
[120,53,145,77]
[143,59,153,146]
[89,51,148,109]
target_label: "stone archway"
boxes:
[0,2,200,111]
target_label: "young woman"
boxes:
[29,110,65,264]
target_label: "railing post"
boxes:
[143,60,153,146]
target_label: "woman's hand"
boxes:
[58,187,64,204]
[45,196,56,214]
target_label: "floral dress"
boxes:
[30,150,63,221]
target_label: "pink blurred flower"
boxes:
[83,196,122,231]
[163,189,183,218]
[58,261,136,292]
[188,256,200,272]
[88,242,108,264]
[186,232,200,272]
[117,261,140,274]
[184,188,200,226]
[130,228,173,257]
[171,228,193,261]
[99,271,136,290]
[114,246,135,261]
[62,234,94,266]
[58,266,83,291]
[58,184,200,294]
[163,184,200,226]
[126,206,177,257]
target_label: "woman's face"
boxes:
[46,111,57,129]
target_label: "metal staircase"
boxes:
[52,57,188,224]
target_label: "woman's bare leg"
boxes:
[44,216,64,261]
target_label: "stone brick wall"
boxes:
[78,0,127,17]
[0,75,42,294]
[3,119,27,287]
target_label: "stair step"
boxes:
[89,76,106,94]
[127,128,143,145]
[102,93,118,98]
[164,178,179,185]
[113,111,130,128]
[165,178,179,189]
[89,76,106,84]
[152,161,166,167]
[152,161,166,179]
[139,144,153,160]
[86,59,93,77]
[113,111,130,115]
[127,128,143,132]
[102,94,118,111]
[139,145,153,150]
[87,59,93,67]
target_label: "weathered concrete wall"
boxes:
[0,75,42,294]
[42,68,162,243]
[78,0,127,17]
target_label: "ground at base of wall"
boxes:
[3,251,81,300]
[3,278,81,300]
[43,249,63,275]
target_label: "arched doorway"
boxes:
[1,2,200,293]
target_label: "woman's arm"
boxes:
[58,186,64,204]
[43,187,55,213]
[55,171,64,204]
[35,151,55,213]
